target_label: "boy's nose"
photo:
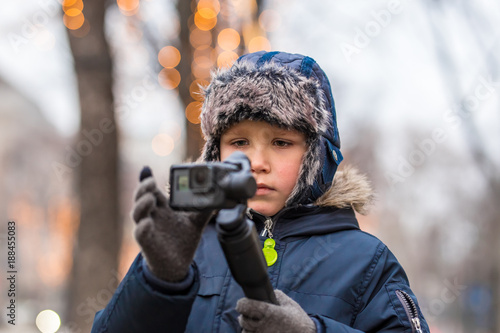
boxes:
[249,150,270,174]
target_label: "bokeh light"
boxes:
[217,51,238,68]
[62,0,83,13]
[197,0,221,16]
[198,7,217,19]
[185,101,203,124]
[189,79,209,101]
[158,68,181,90]
[191,61,211,80]
[190,28,212,48]
[217,28,240,51]
[117,0,140,16]
[194,45,216,64]
[158,46,181,68]
[248,36,271,53]
[194,12,217,31]
[63,12,85,30]
[36,310,61,333]
[259,9,282,32]
[151,134,175,156]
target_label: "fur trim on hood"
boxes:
[315,166,375,215]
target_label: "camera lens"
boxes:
[190,166,211,192]
[193,169,207,185]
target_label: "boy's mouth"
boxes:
[255,184,274,196]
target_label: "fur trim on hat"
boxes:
[315,166,375,215]
[200,60,332,205]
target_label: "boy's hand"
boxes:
[132,168,213,282]
[236,290,316,333]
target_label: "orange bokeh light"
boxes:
[191,61,211,80]
[117,0,139,15]
[218,28,240,51]
[190,79,209,101]
[158,46,181,68]
[197,0,220,15]
[185,101,203,124]
[248,36,272,53]
[194,12,217,31]
[63,0,83,14]
[63,12,85,30]
[62,0,78,7]
[194,45,216,64]
[158,68,181,90]
[198,7,217,19]
[190,28,212,48]
[217,51,238,68]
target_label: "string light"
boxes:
[116,0,140,16]
[248,36,271,53]
[151,134,175,156]
[189,79,209,101]
[62,0,85,31]
[158,68,181,90]
[217,28,240,51]
[36,310,61,333]
[217,51,238,68]
[190,28,212,48]
[185,102,203,124]
[158,46,181,69]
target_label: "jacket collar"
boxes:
[248,166,374,240]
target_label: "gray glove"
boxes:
[132,171,213,282]
[236,290,316,333]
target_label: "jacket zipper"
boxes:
[395,290,422,333]
[246,208,277,239]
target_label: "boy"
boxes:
[91,51,429,332]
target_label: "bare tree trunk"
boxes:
[176,0,204,161]
[65,1,121,331]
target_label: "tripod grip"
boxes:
[216,205,278,305]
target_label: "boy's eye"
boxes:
[231,140,248,147]
[273,140,291,147]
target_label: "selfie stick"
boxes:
[216,204,278,305]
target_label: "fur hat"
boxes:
[200,51,343,206]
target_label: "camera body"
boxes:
[169,151,256,211]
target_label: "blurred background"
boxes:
[0,0,498,332]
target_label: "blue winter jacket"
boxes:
[91,169,429,332]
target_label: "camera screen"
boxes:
[177,175,189,191]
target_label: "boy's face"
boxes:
[220,120,307,216]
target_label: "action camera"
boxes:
[169,151,257,211]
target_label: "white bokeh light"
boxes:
[36,309,61,333]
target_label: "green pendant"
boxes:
[262,238,278,266]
